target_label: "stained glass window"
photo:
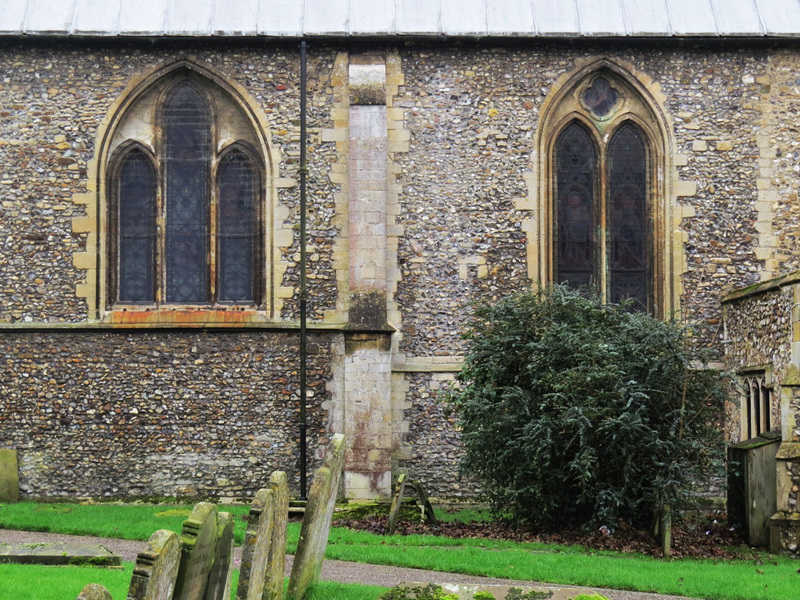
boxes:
[553,119,651,310]
[217,150,256,302]
[582,77,619,118]
[117,149,156,303]
[112,75,264,309]
[163,83,211,303]
[608,123,649,309]
[555,123,596,289]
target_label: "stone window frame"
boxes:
[106,77,266,308]
[73,58,285,324]
[524,58,683,318]
[739,365,774,441]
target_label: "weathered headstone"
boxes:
[76,583,113,600]
[287,433,346,600]
[264,471,289,600]
[173,502,219,600]
[386,475,438,535]
[385,473,408,535]
[0,449,19,502]
[127,529,181,600]
[236,488,275,600]
[204,512,235,600]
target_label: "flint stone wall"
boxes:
[723,284,793,444]
[0,330,331,499]
[0,40,340,323]
[3,38,800,500]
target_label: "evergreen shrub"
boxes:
[446,285,726,530]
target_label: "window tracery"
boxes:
[546,67,663,313]
[107,73,265,309]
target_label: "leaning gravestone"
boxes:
[236,488,275,600]
[204,512,235,600]
[0,448,19,502]
[127,529,181,600]
[76,583,113,600]
[265,471,289,600]
[173,502,219,600]
[286,433,346,600]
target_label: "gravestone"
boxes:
[204,512,235,600]
[236,488,275,600]
[173,502,219,600]
[265,471,289,600]
[287,433,346,600]
[127,529,181,600]
[386,474,438,534]
[385,473,408,535]
[76,583,113,600]
[0,449,19,502]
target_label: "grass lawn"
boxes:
[2,502,800,600]
[0,563,385,600]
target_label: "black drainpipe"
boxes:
[298,39,308,500]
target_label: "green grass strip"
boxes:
[0,502,252,544]
[0,563,135,600]
[3,502,798,600]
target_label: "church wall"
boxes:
[0,329,332,500]
[1,39,799,501]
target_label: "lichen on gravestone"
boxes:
[265,471,289,600]
[127,529,181,600]
[76,583,113,600]
[173,502,219,600]
[0,449,19,503]
[236,487,275,600]
[203,512,235,600]
[286,433,346,600]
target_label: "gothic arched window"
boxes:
[549,72,660,313]
[109,77,264,308]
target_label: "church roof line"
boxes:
[1,0,799,39]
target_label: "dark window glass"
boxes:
[582,77,619,117]
[217,150,256,302]
[608,123,649,309]
[745,375,770,440]
[555,123,596,289]
[163,83,211,303]
[118,149,156,303]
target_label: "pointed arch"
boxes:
[534,59,675,316]
[81,58,278,320]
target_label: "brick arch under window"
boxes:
[106,73,266,309]
[535,62,673,316]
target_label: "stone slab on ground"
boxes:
[0,449,19,502]
[0,541,121,566]
[434,582,612,599]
